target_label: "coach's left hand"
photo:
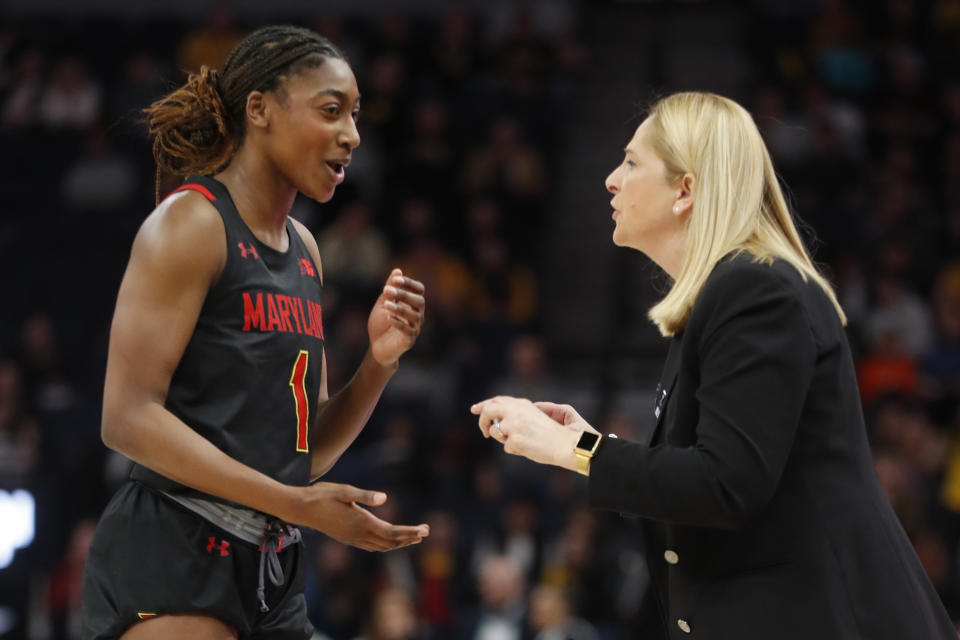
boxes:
[471,395,589,472]
[368,268,425,367]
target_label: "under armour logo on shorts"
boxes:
[206,537,231,556]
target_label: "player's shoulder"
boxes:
[132,189,226,278]
[141,189,224,242]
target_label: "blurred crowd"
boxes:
[0,0,958,639]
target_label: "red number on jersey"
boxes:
[290,350,310,452]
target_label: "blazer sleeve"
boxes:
[588,263,817,530]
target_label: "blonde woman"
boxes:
[471,92,955,639]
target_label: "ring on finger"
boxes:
[491,418,504,438]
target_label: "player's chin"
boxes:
[303,179,337,203]
[315,187,337,203]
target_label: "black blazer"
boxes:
[588,254,955,639]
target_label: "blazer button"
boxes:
[664,550,679,565]
[677,619,691,633]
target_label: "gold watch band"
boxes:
[574,432,603,476]
[575,451,592,476]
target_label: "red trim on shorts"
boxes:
[169,183,216,202]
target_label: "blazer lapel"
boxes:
[645,334,683,447]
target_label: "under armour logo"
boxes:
[238,242,259,259]
[206,537,231,556]
[298,258,316,277]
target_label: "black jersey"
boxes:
[130,175,324,504]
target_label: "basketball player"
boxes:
[82,26,428,640]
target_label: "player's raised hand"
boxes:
[293,481,429,551]
[368,268,425,367]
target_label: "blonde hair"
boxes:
[645,92,846,336]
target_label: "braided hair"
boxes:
[145,25,345,203]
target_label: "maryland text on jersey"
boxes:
[242,291,324,339]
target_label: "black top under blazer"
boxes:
[588,253,955,639]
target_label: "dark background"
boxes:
[0,0,958,638]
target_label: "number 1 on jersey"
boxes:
[290,350,310,452]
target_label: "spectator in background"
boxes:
[39,57,101,131]
[469,235,537,326]
[753,86,813,168]
[0,358,38,481]
[60,127,139,212]
[361,52,407,147]
[397,98,457,210]
[317,199,391,301]
[491,335,560,402]
[1,48,44,129]
[0,28,15,88]
[866,269,935,359]
[431,7,480,90]
[355,588,424,640]
[44,519,96,640]
[308,538,370,639]
[538,507,597,607]
[175,4,243,73]
[462,116,548,253]
[462,116,548,203]
[415,510,460,636]
[921,262,960,397]
[528,584,599,640]
[108,52,167,129]
[18,312,102,525]
[18,312,74,416]
[395,198,474,330]
[459,554,527,640]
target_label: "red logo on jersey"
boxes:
[238,242,259,260]
[206,537,231,556]
[298,258,316,277]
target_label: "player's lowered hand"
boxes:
[295,481,429,551]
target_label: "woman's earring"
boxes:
[673,204,680,214]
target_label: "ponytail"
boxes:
[144,66,235,204]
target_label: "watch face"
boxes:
[576,431,600,451]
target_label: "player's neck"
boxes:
[216,149,296,251]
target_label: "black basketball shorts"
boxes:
[81,481,313,640]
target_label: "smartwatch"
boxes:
[574,431,602,476]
